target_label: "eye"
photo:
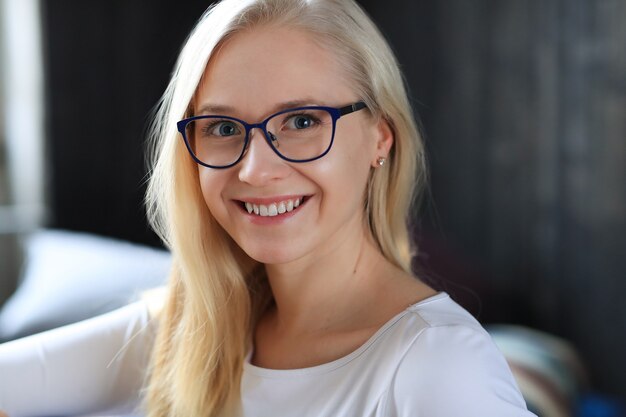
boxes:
[203,120,241,137]
[284,114,318,130]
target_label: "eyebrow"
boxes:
[195,98,328,118]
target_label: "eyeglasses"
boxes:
[177,101,367,169]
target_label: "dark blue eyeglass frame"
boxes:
[177,101,367,169]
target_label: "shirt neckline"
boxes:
[244,291,449,378]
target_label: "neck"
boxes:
[263,223,401,334]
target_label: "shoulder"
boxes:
[386,293,534,416]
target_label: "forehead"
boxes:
[195,26,355,116]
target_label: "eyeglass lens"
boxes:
[186,108,334,167]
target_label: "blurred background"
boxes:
[0,0,624,414]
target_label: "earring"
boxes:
[376,157,386,167]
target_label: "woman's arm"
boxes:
[0,301,155,417]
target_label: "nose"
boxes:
[237,128,290,186]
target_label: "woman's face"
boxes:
[194,26,391,266]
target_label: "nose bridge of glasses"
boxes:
[246,121,277,145]
[241,121,280,162]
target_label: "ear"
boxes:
[371,117,394,167]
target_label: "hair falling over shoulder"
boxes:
[142,0,427,416]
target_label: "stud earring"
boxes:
[376,157,386,167]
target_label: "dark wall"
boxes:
[43,0,212,247]
[43,0,626,398]
[360,0,626,398]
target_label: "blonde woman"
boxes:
[0,0,536,416]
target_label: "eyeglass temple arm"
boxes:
[338,101,367,116]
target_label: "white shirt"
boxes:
[0,292,536,416]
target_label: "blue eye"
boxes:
[294,116,312,129]
[208,121,240,136]
[284,114,318,130]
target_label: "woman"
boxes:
[0,0,536,416]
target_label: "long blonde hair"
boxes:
[143,0,427,416]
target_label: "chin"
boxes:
[242,244,303,266]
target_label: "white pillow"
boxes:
[0,229,171,341]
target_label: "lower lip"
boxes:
[236,198,308,225]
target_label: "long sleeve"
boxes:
[0,301,155,417]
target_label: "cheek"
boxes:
[315,136,374,209]
[335,126,376,185]
[198,169,228,216]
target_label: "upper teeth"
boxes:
[244,198,302,217]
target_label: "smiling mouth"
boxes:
[240,197,306,217]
